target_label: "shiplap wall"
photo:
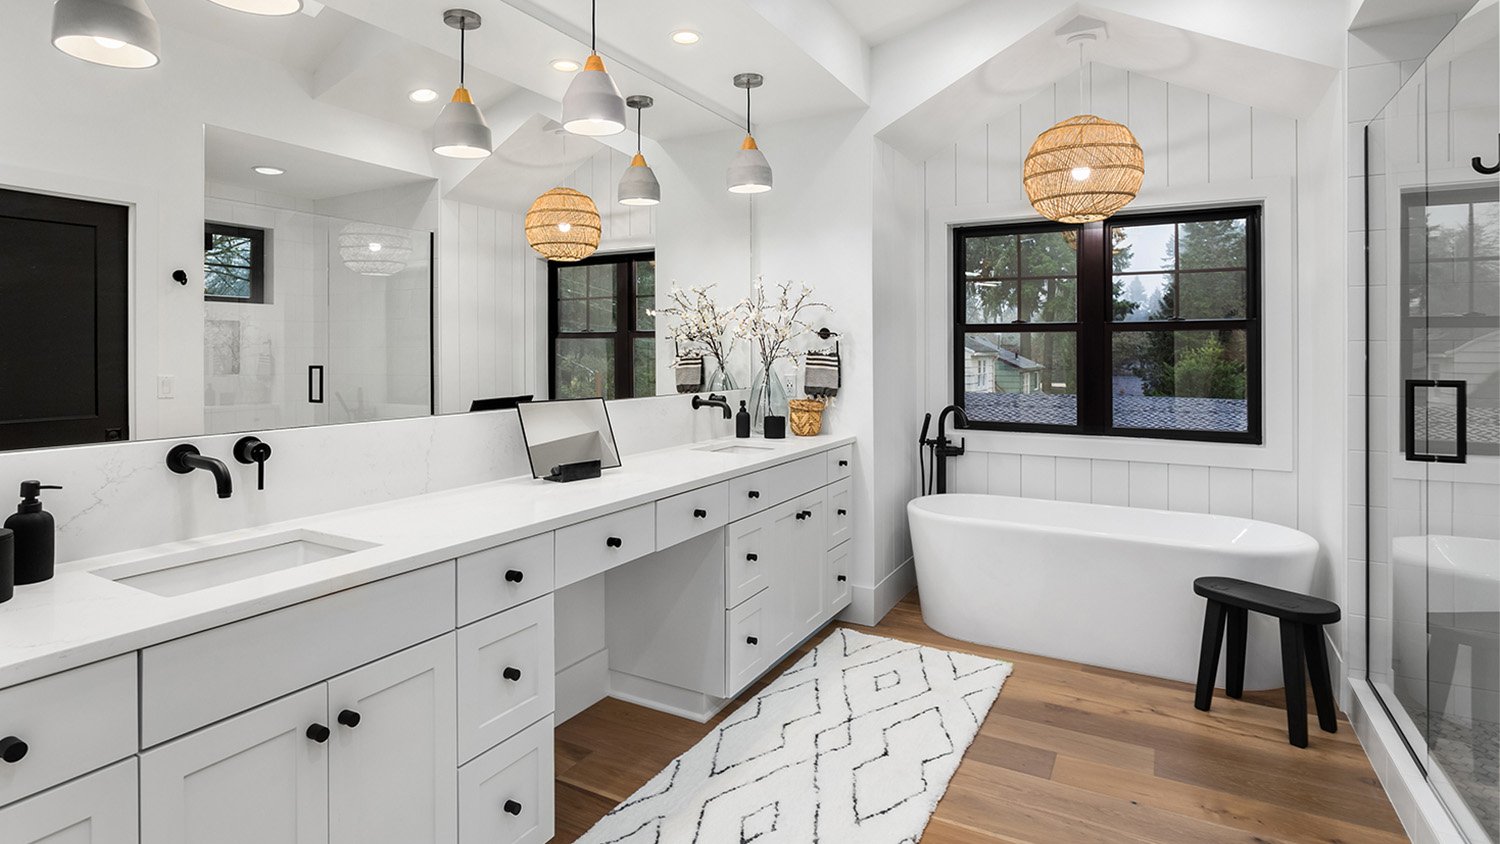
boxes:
[922,66,1303,530]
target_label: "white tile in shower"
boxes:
[1128,462,1169,510]
[1168,465,1210,513]
[1208,467,1253,518]
[1054,457,1091,503]
[1090,459,1130,506]
[1020,455,1057,500]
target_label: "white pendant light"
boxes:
[618,95,661,207]
[205,0,301,15]
[52,0,161,69]
[433,9,493,159]
[561,0,626,136]
[727,73,772,194]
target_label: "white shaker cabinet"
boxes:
[0,759,138,844]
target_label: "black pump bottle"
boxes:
[7,481,61,585]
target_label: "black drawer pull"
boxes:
[0,736,27,763]
[747,490,760,499]
[503,666,522,681]
[693,508,708,519]
[505,569,524,583]
[504,799,523,816]
[746,636,758,645]
[746,553,758,562]
[837,509,847,516]
[796,510,812,520]
[337,709,361,729]
[306,724,330,743]
[837,575,847,582]
[606,536,623,548]
[838,459,848,467]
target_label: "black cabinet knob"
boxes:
[837,509,847,516]
[0,736,27,763]
[505,569,524,583]
[746,636,758,645]
[838,460,849,467]
[745,553,758,562]
[747,490,760,499]
[337,709,361,729]
[795,510,812,520]
[837,575,847,582]
[504,799,523,816]
[503,667,522,681]
[306,724,330,743]
[606,536,623,548]
[693,508,708,519]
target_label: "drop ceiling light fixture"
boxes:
[1023,27,1143,224]
[560,0,625,136]
[339,224,413,277]
[526,187,602,261]
[618,95,661,207]
[551,58,581,73]
[670,29,700,45]
[52,0,161,69]
[408,88,439,104]
[205,0,301,14]
[432,9,492,159]
[251,165,285,176]
[727,73,771,194]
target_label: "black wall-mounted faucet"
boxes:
[692,393,732,419]
[234,436,273,491]
[166,444,233,499]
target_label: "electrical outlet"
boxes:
[157,375,175,399]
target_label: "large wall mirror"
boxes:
[0,0,762,452]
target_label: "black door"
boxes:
[0,188,129,450]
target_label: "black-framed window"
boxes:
[954,206,1262,443]
[549,251,656,400]
[204,223,266,303]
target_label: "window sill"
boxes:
[954,426,1291,471]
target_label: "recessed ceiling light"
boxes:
[408,88,439,103]
[551,58,581,72]
[252,166,285,176]
[670,29,700,45]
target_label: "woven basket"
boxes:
[1023,114,1144,224]
[788,399,825,437]
[525,187,602,262]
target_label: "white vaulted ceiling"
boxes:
[825,0,973,46]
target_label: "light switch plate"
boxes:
[157,375,175,398]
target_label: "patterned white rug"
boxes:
[577,628,1012,843]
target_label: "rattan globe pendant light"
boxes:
[526,188,602,262]
[619,95,661,206]
[1023,35,1143,224]
[561,0,626,136]
[727,73,772,194]
[432,9,493,159]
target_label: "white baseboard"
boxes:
[556,648,610,724]
[841,557,917,627]
[608,670,728,723]
[1348,682,1467,843]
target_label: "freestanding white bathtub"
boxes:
[908,494,1320,690]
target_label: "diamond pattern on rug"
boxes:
[575,629,1011,844]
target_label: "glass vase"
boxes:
[749,363,788,434]
[707,356,738,391]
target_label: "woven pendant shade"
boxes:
[1023,114,1144,224]
[525,187,601,262]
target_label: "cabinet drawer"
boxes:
[656,483,729,550]
[826,478,852,549]
[0,654,137,808]
[826,444,854,481]
[458,717,554,844]
[726,589,771,696]
[141,562,455,747]
[727,455,828,520]
[0,758,138,844]
[554,503,656,588]
[457,596,555,764]
[826,541,852,618]
[456,533,555,627]
[725,512,772,609]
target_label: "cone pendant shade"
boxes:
[52,0,161,69]
[433,86,492,159]
[619,153,661,206]
[562,54,626,136]
[727,136,772,194]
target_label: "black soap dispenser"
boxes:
[736,401,751,438]
[7,481,61,585]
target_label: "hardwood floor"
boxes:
[554,593,1407,843]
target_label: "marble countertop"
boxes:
[0,434,853,689]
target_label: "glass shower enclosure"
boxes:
[1363,4,1500,840]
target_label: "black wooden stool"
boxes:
[1192,576,1342,748]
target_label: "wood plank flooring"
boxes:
[554,593,1407,843]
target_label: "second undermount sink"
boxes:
[695,442,775,455]
[92,529,377,597]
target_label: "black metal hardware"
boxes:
[692,393,732,419]
[747,490,760,499]
[746,636,758,645]
[306,723,330,743]
[233,436,272,490]
[606,536,623,548]
[693,508,707,519]
[308,365,324,404]
[0,736,27,763]
[837,575,847,582]
[503,667,522,681]
[1404,379,1468,463]
[166,444,233,499]
[172,269,188,286]
[815,328,840,340]
[837,509,847,516]
[838,460,848,467]
[504,800,523,816]
[921,405,968,495]
[795,510,812,520]
[1474,135,1500,175]
[746,553,758,562]
[505,569,524,583]
[337,709,361,729]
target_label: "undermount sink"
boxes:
[695,442,775,455]
[92,529,377,597]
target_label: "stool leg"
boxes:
[1303,623,1338,734]
[1280,620,1308,748]
[1195,600,1228,712]
[1225,607,1248,699]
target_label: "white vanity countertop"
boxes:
[0,434,854,688]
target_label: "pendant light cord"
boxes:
[591,0,597,53]
[460,22,466,86]
[745,86,752,134]
[636,105,643,153]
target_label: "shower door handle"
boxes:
[308,365,325,404]
[1404,379,1467,463]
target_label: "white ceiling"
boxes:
[826,0,973,46]
[204,126,434,200]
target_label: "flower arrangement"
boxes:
[734,278,830,430]
[648,284,740,388]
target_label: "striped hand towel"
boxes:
[804,350,840,397]
[675,354,704,394]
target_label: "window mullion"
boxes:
[1076,221,1109,433]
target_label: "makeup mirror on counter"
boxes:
[516,398,622,480]
[0,0,761,453]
